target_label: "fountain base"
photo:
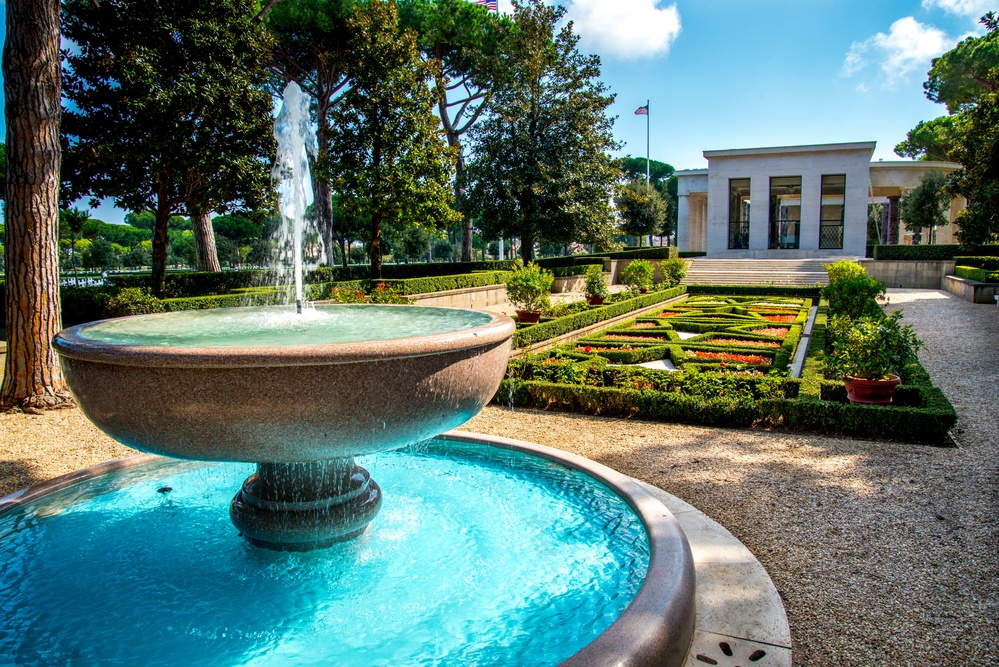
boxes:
[229,458,381,550]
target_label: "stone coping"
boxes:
[52,304,515,368]
[0,431,790,666]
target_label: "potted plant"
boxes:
[505,262,553,323]
[826,311,922,404]
[584,265,610,305]
[620,259,654,294]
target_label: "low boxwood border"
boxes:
[955,266,999,283]
[686,284,823,298]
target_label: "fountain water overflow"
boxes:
[1,82,698,666]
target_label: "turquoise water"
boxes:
[0,441,649,667]
[77,305,494,348]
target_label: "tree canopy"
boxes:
[61,0,276,295]
[323,0,458,278]
[900,171,950,244]
[615,178,668,242]
[620,155,674,191]
[464,0,620,261]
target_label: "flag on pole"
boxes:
[635,104,649,116]
[474,0,498,10]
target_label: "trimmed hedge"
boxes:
[161,289,285,312]
[871,244,999,260]
[955,266,999,283]
[549,264,604,278]
[512,286,687,348]
[686,284,823,298]
[953,256,999,270]
[367,271,510,296]
[107,270,271,297]
[310,260,518,283]
[679,251,707,258]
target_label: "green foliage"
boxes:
[505,262,553,312]
[584,265,610,299]
[106,270,270,298]
[822,260,885,320]
[894,115,961,161]
[872,243,999,260]
[619,155,674,191]
[954,256,999,270]
[103,288,165,317]
[924,15,999,114]
[370,270,510,295]
[955,265,999,282]
[659,257,688,288]
[325,0,459,279]
[548,263,602,278]
[464,0,621,260]
[900,171,951,243]
[512,286,686,348]
[826,311,922,381]
[620,259,654,291]
[615,178,668,239]
[61,0,276,294]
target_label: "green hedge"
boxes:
[497,376,955,444]
[686,284,823,298]
[161,289,285,312]
[311,260,518,283]
[953,256,999,270]
[955,266,999,283]
[107,270,271,297]
[871,244,999,260]
[365,271,511,296]
[512,286,686,348]
[679,251,707,258]
[548,264,604,278]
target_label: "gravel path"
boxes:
[1,288,996,664]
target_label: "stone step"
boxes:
[679,258,830,286]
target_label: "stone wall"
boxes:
[858,259,955,289]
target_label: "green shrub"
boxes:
[686,284,822,298]
[548,264,603,278]
[584,265,610,299]
[823,273,885,320]
[826,311,922,380]
[871,244,999,260]
[659,257,688,287]
[955,266,999,282]
[620,259,655,291]
[505,263,554,313]
[370,271,510,296]
[103,287,165,317]
[823,259,867,283]
[953,256,999,270]
[679,251,707,258]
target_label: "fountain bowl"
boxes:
[52,304,515,463]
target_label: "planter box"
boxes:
[942,275,999,304]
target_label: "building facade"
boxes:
[675,142,962,257]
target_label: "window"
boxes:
[768,176,801,249]
[728,178,751,249]
[819,174,845,249]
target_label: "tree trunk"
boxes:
[369,212,382,280]
[1,0,73,409]
[521,233,535,262]
[454,150,474,263]
[151,194,172,297]
[188,202,221,272]
[340,237,348,267]
[312,173,335,264]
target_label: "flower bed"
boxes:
[704,338,780,348]
[690,350,772,365]
[753,327,790,338]
[763,314,797,322]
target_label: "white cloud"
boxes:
[842,17,953,86]
[564,0,681,60]
[921,0,994,17]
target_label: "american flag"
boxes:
[474,0,498,11]
[635,104,649,116]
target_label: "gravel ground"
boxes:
[1,288,996,665]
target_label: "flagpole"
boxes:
[645,99,650,184]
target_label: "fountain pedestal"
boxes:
[230,459,382,550]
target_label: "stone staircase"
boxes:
[680,258,830,286]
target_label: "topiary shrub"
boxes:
[620,259,654,292]
[505,262,554,313]
[822,260,885,320]
[584,265,610,299]
[659,257,688,287]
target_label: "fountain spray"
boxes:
[273,82,317,312]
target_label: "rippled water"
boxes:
[77,305,494,348]
[0,440,649,667]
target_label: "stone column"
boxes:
[887,195,900,245]
[700,199,709,253]
[677,194,690,251]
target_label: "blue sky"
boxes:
[0,0,992,224]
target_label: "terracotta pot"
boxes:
[639,287,648,294]
[843,374,901,404]
[516,310,542,323]
[586,296,605,306]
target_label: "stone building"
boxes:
[675,142,962,257]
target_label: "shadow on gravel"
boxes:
[0,459,44,499]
